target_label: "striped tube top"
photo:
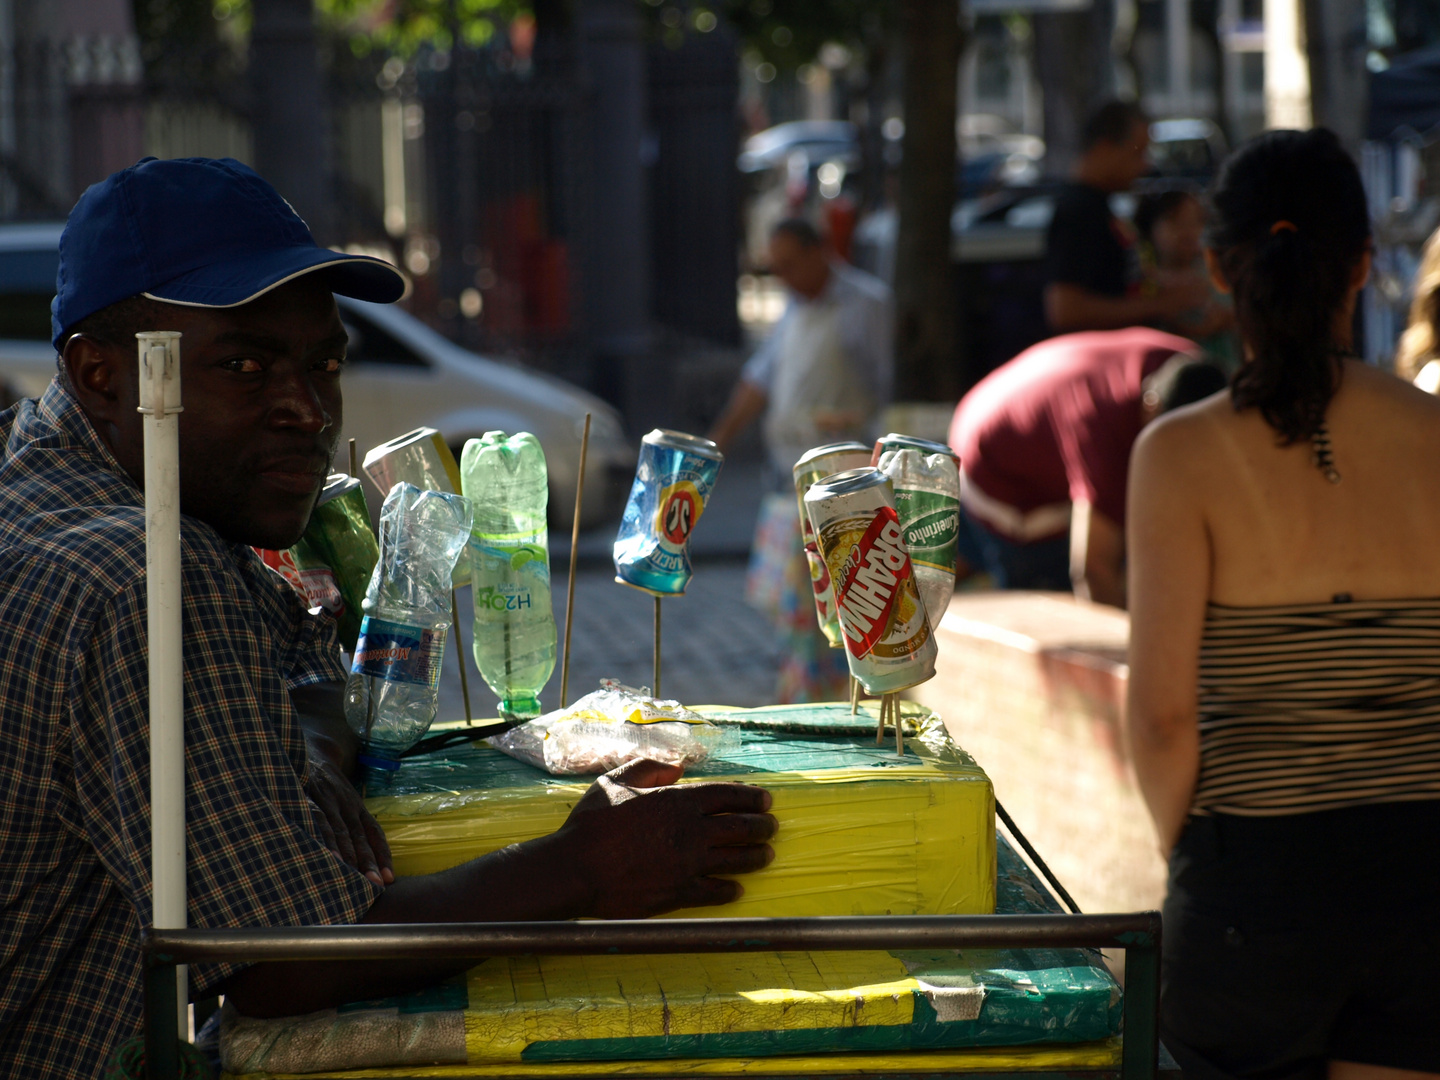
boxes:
[1193,598,1440,816]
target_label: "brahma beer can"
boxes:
[613,429,724,596]
[804,467,937,695]
[792,442,872,649]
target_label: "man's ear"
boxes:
[61,334,131,425]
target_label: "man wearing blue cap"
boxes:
[0,158,776,1078]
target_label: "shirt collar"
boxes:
[32,376,140,496]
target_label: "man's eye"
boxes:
[315,356,345,374]
[223,357,263,374]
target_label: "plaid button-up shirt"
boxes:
[0,380,380,1078]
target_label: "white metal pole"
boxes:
[139,330,186,1035]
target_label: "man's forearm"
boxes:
[1079,562,1127,608]
[292,681,357,775]
[707,381,767,452]
[222,830,590,1018]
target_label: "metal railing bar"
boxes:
[142,913,1159,965]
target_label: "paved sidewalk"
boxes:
[437,559,782,720]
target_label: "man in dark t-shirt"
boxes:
[1044,101,1208,333]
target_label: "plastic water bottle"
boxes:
[344,482,472,784]
[460,431,557,720]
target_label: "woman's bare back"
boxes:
[1178,361,1440,606]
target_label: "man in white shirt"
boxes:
[709,218,892,702]
[709,218,893,468]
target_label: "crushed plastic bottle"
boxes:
[460,431,557,720]
[344,482,472,785]
[877,448,961,627]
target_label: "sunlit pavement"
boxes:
[438,559,782,720]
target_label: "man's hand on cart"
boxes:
[555,758,777,919]
[223,759,774,1019]
[306,756,395,887]
[291,681,396,887]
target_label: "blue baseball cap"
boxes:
[51,156,407,350]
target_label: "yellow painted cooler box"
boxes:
[365,702,996,919]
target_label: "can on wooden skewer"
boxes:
[876,445,961,629]
[613,429,724,596]
[870,432,959,468]
[792,442,873,649]
[804,467,937,695]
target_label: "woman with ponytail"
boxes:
[1127,128,1440,1076]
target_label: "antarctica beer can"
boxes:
[804,467,937,695]
[870,432,960,468]
[613,429,724,596]
[792,442,873,649]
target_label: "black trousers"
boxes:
[1162,803,1440,1080]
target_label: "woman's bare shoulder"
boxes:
[1347,360,1440,410]
[1132,389,1237,472]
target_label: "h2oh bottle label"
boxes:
[351,616,446,689]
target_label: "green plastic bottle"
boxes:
[460,431,557,719]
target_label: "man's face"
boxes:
[1113,120,1152,189]
[767,232,830,300]
[1092,120,1151,192]
[81,276,348,550]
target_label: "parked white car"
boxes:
[0,224,634,529]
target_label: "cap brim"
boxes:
[142,246,408,309]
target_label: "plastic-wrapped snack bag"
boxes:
[489,679,736,775]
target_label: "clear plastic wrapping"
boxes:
[487,680,737,775]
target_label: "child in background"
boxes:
[1135,190,1241,373]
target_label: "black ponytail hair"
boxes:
[1206,128,1370,443]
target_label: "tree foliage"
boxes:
[714,0,890,69]
[317,0,521,55]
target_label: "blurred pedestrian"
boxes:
[949,328,1224,608]
[1397,225,1440,389]
[1044,100,1209,333]
[1126,128,1440,1077]
[1134,190,1240,373]
[710,217,893,701]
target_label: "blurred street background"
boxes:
[4,0,1440,711]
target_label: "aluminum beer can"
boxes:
[254,473,380,653]
[870,432,959,468]
[804,467,937,695]
[613,429,724,596]
[792,442,872,649]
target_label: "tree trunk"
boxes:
[250,0,332,242]
[1302,0,1368,154]
[1032,4,1117,177]
[892,0,962,403]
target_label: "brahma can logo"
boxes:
[823,507,928,659]
[655,479,704,550]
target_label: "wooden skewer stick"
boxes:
[850,673,860,715]
[653,595,663,699]
[893,694,904,757]
[875,688,885,746]
[348,437,358,480]
[559,413,591,709]
[452,591,473,725]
